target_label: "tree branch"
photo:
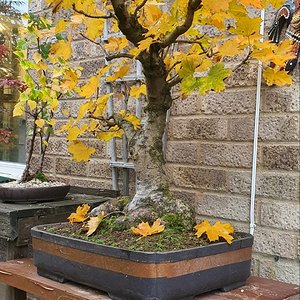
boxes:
[160,0,202,48]
[72,4,116,19]
[106,53,134,61]
[80,33,101,46]
[134,0,148,18]
[231,50,252,72]
[167,76,182,88]
[111,0,147,46]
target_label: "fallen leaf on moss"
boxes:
[194,220,234,244]
[131,219,165,238]
[83,211,105,236]
[68,204,90,224]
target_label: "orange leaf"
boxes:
[131,219,165,238]
[194,220,234,244]
[68,204,90,224]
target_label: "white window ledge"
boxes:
[0,161,25,180]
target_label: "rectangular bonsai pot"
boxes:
[31,224,253,300]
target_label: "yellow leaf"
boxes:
[129,38,153,57]
[32,52,42,63]
[49,98,59,111]
[67,126,82,141]
[106,65,130,82]
[84,18,104,40]
[104,37,120,52]
[83,211,105,236]
[68,203,90,224]
[129,84,147,98]
[46,0,74,11]
[93,94,111,117]
[47,119,56,126]
[143,4,163,24]
[252,40,295,67]
[27,100,37,110]
[55,20,68,33]
[50,37,72,60]
[79,75,100,98]
[240,0,262,8]
[76,101,93,123]
[231,16,261,37]
[202,0,230,12]
[68,141,96,162]
[56,118,74,133]
[66,124,88,141]
[35,119,45,128]
[194,220,234,244]
[268,0,285,9]
[71,14,85,24]
[271,40,296,67]
[97,126,124,141]
[263,67,293,86]
[131,219,165,238]
[61,69,78,92]
[43,140,48,147]
[218,39,242,58]
[13,102,25,117]
[123,113,141,130]
[251,47,275,63]
[89,119,99,131]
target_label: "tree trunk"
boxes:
[127,110,169,211]
[125,53,195,228]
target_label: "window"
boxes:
[0,1,27,178]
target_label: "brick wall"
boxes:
[29,1,299,284]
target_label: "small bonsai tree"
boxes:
[27,0,293,224]
[12,14,80,182]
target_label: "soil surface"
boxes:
[45,222,246,252]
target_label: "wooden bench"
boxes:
[0,259,299,300]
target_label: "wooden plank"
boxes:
[202,276,300,300]
[0,259,110,300]
[0,259,299,300]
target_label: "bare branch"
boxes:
[160,0,202,48]
[106,53,134,61]
[72,4,116,19]
[134,0,148,18]
[231,50,252,72]
[167,76,182,88]
[80,33,102,46]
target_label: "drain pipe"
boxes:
[249,9,265,235]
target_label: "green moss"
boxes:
[117,196,131,210]
[34,171,48,182]
[101,215,128,232]
[161,213,186,232]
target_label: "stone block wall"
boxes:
[167,69,300,284]
[29,1,299,284]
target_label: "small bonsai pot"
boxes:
[0,184,70,203]
[31,223,253,300]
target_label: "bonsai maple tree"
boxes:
[12,14,81,182]
[22,0,294,224]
